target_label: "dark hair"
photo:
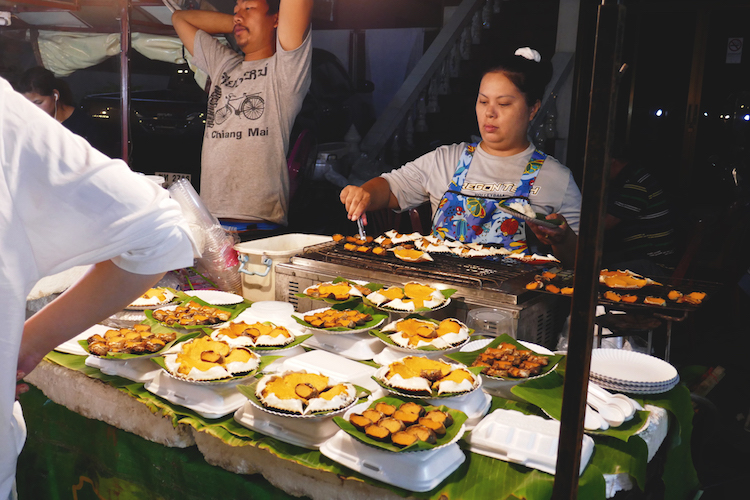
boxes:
[16,66,75,106]
[266,0,280,15]
[482,49,554,107]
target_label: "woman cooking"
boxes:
[340,47,581,267]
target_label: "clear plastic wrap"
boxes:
[168,179,242,294]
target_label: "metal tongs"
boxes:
[356,217,367,239]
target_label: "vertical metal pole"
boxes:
[119,0,132,164]
[551,2,626,498]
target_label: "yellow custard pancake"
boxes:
[211,321,294,348]
[128,287,175,308]
[366,282,447,312]
[599,269,660,289]
[376,356,478,395]
[304,280,370,301]
[381,317,469,350]
[255,370,357,415]
[164,337,260,381]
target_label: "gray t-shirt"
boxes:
[382,142,582,234]
[193,30,312,224]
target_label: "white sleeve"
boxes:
[382,146,457,211]
[5,85,197,277]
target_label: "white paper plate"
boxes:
[125,288,178,310]
[590,349,678,385]
[373,358,481,400]
[379,336,470,355]
[293,307,385,335]
[55,324,111,356]
[460,339,554,356]
[105,309,147,328]
[161,367,259,387]
[246,392,359,420]
[591,377,680,395]
[371,297,451,315]
[183,289,245,305]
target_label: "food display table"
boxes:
[17,347,698,500]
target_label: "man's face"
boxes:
[233,0,278,55]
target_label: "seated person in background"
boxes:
[16,66,104,153]
[340,47,581,267]
[603,144,677,278]
[171,0,313,240]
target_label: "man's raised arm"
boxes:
[277,0,313,51]
[172,9,234,56]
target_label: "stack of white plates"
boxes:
[590,349,679,395]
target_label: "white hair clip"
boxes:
[515,47,541,62]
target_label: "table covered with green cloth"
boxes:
[16,352,699,500]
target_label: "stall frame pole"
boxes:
[552,2,626,498]
[119,0,132,164]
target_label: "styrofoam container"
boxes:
[247,301,296,327]
[320,430,466,492]
[464,409,595,476]
[85,355,161,383]
[234,233,332,302]
[144,370,246,419]
[234,399,348,450]
[426,388,492,430]
[303,331,385,361]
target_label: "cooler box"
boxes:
[234,233,332,303]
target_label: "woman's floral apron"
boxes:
[431,143,547,252]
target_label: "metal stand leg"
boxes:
[665,319,673,363]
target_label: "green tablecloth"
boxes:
[16,351,699,500]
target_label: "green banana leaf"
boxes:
[291,302,387,332]
[333,394,468,452]
[446,334,564,379]
[77,327,202,360]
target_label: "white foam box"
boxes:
[234,233,332,302]
[464,408,595,476]
[85,356,161,383]
[143,371,247,419]
[234,401,343,450]
[320,430,466,492]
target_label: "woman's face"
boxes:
[475,71,539,156]
[23,91,56,118]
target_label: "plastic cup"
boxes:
[466,308,515,338]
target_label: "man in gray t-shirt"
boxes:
[173,0,313,226]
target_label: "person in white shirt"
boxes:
[1,76,197,500]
